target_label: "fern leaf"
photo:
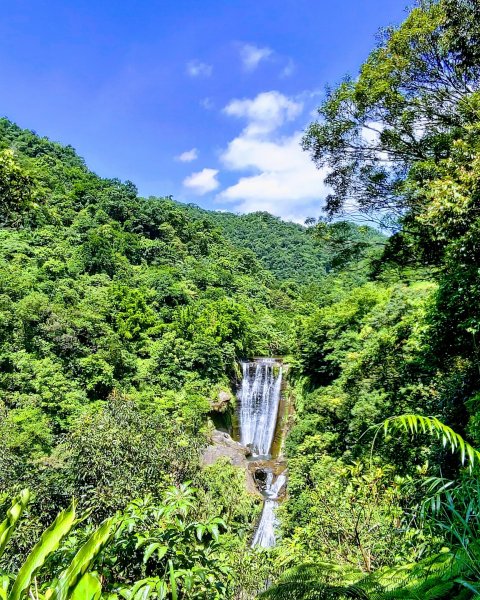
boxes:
[382,415,480,470]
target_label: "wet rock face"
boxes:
[209,389,233,413]
[253,468,269,491]
[252,465,287,498]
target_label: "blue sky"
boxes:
[1,1,407,222]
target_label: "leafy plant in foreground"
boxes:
[381,415,480,471]
[103,484,232,599]
[0,489,117,600]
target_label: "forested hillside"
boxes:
[180,204,384,284]
[180,207,328,283]
[2,0,480,598]
[0,117,299,596]
[0,115,381,598]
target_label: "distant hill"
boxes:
[176,204,385,284]
[176,205,328,283]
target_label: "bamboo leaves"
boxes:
[69,573,102,600]
[169,561,178,600]
[0,490,117,600]
[47,517,118,600]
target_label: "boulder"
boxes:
[209,389,233,413]
[201,430,260,496]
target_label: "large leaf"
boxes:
[70,572,102,600]
[120,578,167,600]
[48,516,117,600]
[169,561,178,600]
[8,501,76,600]
[0,576,11,600]
[0,490,30,559]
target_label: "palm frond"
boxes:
[382,415,480,470]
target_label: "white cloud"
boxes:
[239,44,273,71]
[186,60,213,78]
[183,168,220,195]
[223,91,303,137]
[217,91,329,223]
[222,133,302,172]
[200,97,214,110]
[177,148,198,162]
[218,132,329,223]
[280,58,295,78]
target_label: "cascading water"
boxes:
[251,472,286,548]
[236,359,286,548]
[238,359,283,456]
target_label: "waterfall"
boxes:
[238,359,283,456]
[251,473,286,548]
[237,358,286,548]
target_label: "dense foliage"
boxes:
[0,118,291,596]
[181,204,385,284]
[180,207,328,284]
[1,116,373,597]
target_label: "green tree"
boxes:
[0,150,36,226]
[303,0,480,226]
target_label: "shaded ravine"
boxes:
[235,358,287,548]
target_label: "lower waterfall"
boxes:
[251,472,287,548]
[236,358,287,549]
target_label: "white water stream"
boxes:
[251,472,287,548]
[237,359,286,548]
[238,359,283,456]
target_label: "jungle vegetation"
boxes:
[2,0,480,597]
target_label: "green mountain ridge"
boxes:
[177,205,328,283]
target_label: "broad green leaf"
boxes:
[0,576,10,600]
[70,573,102,600]
[49,516,117,600]
[196,525,205,541]
[169,561,177,600]
[8,501,76,600]
[126,578,165,600]
[210,524,219,541]
[143,543,168,564]
[0,490,30,559]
